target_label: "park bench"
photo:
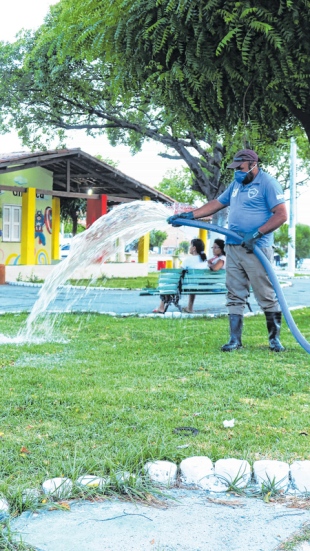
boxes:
[140,268,183,312]
[140,268,227,313]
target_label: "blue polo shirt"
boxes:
[217,169,285,247]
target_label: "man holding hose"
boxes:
[168,149,287,352]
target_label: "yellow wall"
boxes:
[52,197,60,261]
[21,187,36,265]
[198,228,207,251]
[138,196,150,264]
[0,167,54,265]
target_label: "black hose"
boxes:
[174,218,310,354]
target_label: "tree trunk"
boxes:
[287,103,310,143]
[72,214,78,236]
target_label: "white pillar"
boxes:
[116,237,126,262]
[288,138,296,275]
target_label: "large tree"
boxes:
[0,2,309,216]
[0,34,307,200]
[0,34,230,204]
[47,0,310,141]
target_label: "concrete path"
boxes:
[11,489,310,551]
[1,276,309,316]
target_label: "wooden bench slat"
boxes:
[183,275,225,281]
[182,269,226,295]
[182,286,226,290]
[182,288,226,294]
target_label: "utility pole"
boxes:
[288,137,296,275]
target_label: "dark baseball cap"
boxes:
[228,149,259,169]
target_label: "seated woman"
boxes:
[153,238,225,313]
[207,238,226,271]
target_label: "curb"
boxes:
[7,281,293,289]
[1,456,310,520]
[0,305,308,318]
[7,281,132,291]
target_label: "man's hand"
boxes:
[241,230,264,253]
[167,211,195,226]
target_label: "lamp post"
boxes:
[288,137,296,275]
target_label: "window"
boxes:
[3,205,22,242]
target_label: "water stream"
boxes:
[1,201,173,344]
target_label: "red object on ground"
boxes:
[157,261,166,271]
[0,264,5,285]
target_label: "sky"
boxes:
[0,0,309,224]
[0,0,183,188]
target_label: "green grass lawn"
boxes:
[0,310,309,513]
[68,273,159,289]
[17,273,160,288]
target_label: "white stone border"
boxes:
[143,458,310,495]
[8,280,293,289]
[2,457,310,519]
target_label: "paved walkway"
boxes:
[11,488,310,551]
[1,276,309,316]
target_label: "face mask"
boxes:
[234,164,257,185]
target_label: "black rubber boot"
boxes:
[221,314,243,352]
[265,311,285,352]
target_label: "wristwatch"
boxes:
[252,230,264,239]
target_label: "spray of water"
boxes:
[11,200,173,342]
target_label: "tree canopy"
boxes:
[274,223,310,262]
[149,230,168,250]
[43,0,310,141]
[0,0,310,207]
[0,33,237,201]
[155,168,206,205]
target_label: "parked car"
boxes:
[59,232,73,246]
[300,258,310,270]
[60,243,71,259]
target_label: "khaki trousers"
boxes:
[225,245,281,315]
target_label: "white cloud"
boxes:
[0,0,184,186]
[0,0,58,42]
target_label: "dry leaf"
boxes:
[20,446,30,454]
[59,501,71,510]
[287,501,310,509]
